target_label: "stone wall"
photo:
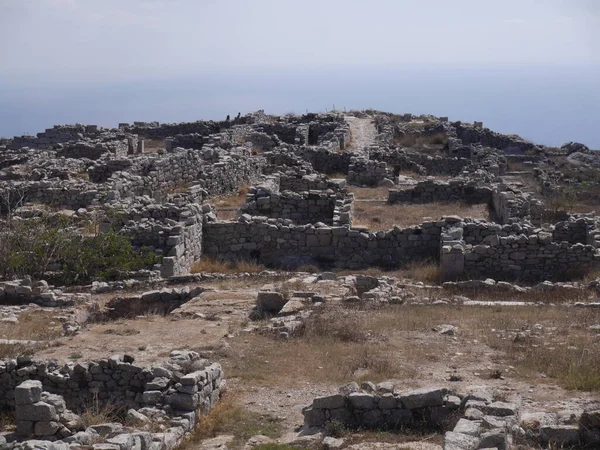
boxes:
[117,147,266,200]
[0,353,224,413]
[491,185,545,225]
[7,125,102,150]
[455,122,538,154]
[203,216,445,269]
[347,157,394,187]
[240,189,340,225]
[370,147,470,176]
[303,385,455,431]
[464,234,600,281]
[56,139,129,160]
[3,352,226,450]
[388,179,492,205]
[279,173,346,192]
[112,203,207,277]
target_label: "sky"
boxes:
[0,1,599,145]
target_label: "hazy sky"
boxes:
[1,1,599,147]
[1,0,599,82]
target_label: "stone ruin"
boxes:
[1,352,225,449]
[2,108,600,449]
[1,109,599,281]
[303,382,600,449]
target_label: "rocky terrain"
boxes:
[1,110,600,449]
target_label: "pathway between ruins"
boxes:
[344,115,377,154]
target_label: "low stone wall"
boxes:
[303,385,456,431]
[464,234,600,281]
[491,185,545,225]
[455,122,538,154]
[7,125,102,150]
[115,203,206,277]
[240,190,340,225]
[279,173,346,192]
[102,286,203,318]
[2,352,226,450]
[347,157,394,186]
[0,353,224,413]
[553,217,594,244]
[203,216,445,269]
[388,179,492,205]
[56,139,129,160]
[370,147,471,176]
[0,280,88,307]
[88,159,134,183]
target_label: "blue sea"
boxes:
[1,65,599,149]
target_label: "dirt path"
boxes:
[345,116,377,154]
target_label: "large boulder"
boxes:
[256,291,287,313]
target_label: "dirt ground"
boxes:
[3,273,598,448]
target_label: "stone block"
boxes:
[15,380,43,404]
[15,402,58,422]
[313,394,345,410]
[256,291,287,313]
[169,392,199,411]
[399,387,446,409]
[34,420,60,437]
[443,431,479,450]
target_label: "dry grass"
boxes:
[79,393,121,430]
[353,201,491,230]
[191,257,265,274]
[183,393,284,450]
[0,311,62,359]
[0,311,63,342]
[399,260,441,283]
[222,302,600,392]
[141,138,165,153]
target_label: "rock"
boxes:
[433,324,457,335]
[348,392,375,409]
[243,434,274,449]
[452,418,482,436]
[580,403,600,429]
[376,381,395,393]
[443,431,479,450]
[483,401,518,417]
[464,408,484,420]
[256,291,287,313]
[338,382,360,395]
[399,387,446,409]
[540,424,580,446]
[15,380,43,405]
[322,436,345,449]
[520,411,557,430]
[313,394,345,410]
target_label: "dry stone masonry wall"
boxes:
[1,352,226,450]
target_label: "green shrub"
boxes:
[0,216,159,284]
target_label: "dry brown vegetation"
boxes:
[191,257,264,274]
[141,139,165,153]
[0,311,63,341]
[353,201,491,230]
[0,311,64,359]
[335,260,441,284]
[183,393,284,450]
[221,303,600,392]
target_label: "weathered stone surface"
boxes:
[256,291,287,313]
[399,387,446,409]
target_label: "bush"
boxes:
[0,216,159,284]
